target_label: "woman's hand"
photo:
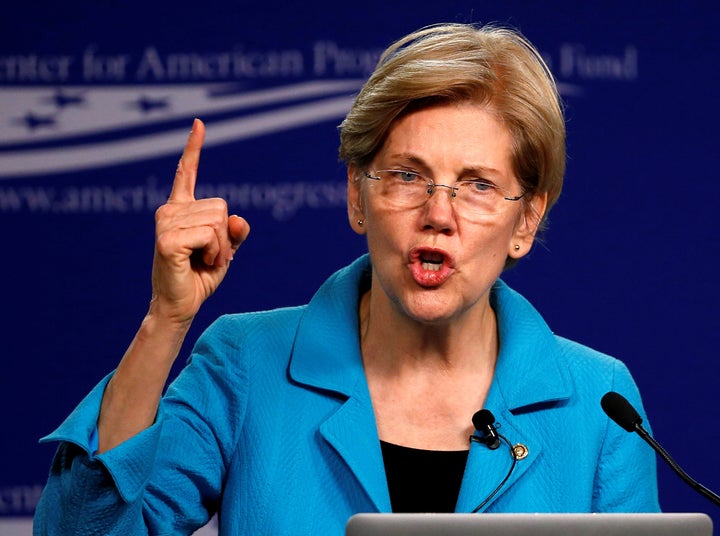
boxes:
[150,118,250,327]
[97,119,250,453]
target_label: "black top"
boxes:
[380,440,469,513]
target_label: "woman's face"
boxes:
[348,102,546,325]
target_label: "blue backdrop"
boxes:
[2,0,718,530]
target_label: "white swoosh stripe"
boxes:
[0,79,364,145]
[0,95,355,178]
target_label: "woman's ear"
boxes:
[347,165,366,235]
[509,192,548,258]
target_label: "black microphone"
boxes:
[601,391,720,507]
[469,409,517,512]
[471,409,501,450]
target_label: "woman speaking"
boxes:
[34,23,659,535]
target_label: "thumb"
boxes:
[228,215,251,254]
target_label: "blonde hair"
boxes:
[339,23,566,220]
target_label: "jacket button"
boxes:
[512,443,529,460]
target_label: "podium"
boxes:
[345,513,714,535]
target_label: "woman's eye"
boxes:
[386,170,420,183]
[468,180,495,192]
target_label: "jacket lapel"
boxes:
[456,281,573,512]
[319,396,392,512]
[288,257,391,511]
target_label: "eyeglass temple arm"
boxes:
[504,192,526,202]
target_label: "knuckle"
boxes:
[155,203,179,223]
[154,205,168,222]
[202,197,227,212]
[155,231,175,255]
[200,199,229,229]
[211,212,227,229]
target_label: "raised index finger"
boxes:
[169,118,206,202]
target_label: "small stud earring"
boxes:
[357,219,364,226]
[514,244,520,251]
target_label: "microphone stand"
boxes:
[633,422,720,507]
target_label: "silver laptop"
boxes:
[345,513,713,536]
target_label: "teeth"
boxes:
[422,262,442,272]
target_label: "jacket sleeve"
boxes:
[33,315,250,536]
[592,360,661,512]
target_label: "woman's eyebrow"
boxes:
[459,165,504,178]
[383,153,507,181]
[383,153,429,168]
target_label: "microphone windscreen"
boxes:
[472,409,496,431]
[601,391,642,432]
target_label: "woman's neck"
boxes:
[358,287,499,374]
[359,285,500,450]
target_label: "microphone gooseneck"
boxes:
[469,409,518,513]
[601,391,720,508]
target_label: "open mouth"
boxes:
[408,247,455,287]
[419,250,444,272]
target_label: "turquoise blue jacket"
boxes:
[34,255,659,535]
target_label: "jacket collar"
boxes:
[288,256,573,512]
[489,279,572,412]
[289,257,572,408]
[288,255,369,398]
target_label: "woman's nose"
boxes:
[420,184,458,233]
